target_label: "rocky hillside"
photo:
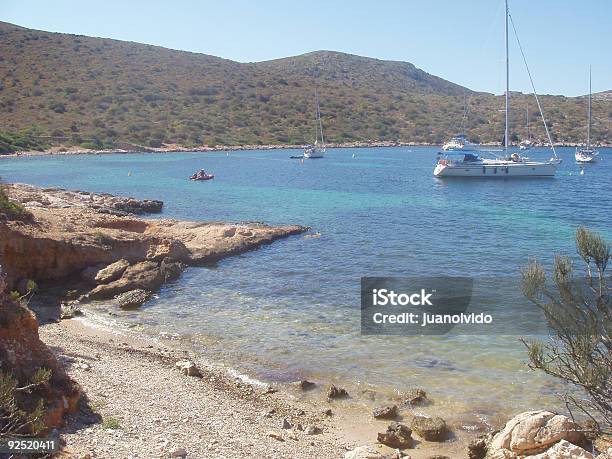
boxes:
[0,21,610,148]
[0,270,81,432]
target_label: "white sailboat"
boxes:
[304,90,326,159]
[575,67,599,164]
[434,0,560,178]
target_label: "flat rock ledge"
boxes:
[1,183,309,294]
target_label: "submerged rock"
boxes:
[397,388,427,406]
[293,380,316,391]
[327,384,349,399]
[115,289,151,309]
[372,405,398,420]
[410,415,447,441]
[377,422,413,449]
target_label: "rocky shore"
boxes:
[4,140,609,157]
[1,183,307,303]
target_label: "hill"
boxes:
[0,21,609,150]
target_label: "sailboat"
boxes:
[519,106,532,150]
[575,67,599,163]
[434,0,561,178]
[441,96,490,152]
[304,90,326,159]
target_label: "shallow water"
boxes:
[2,146,611,422]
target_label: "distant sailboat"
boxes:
[575,67,599,164]
[304,90,326,159]
[434,0,561,178]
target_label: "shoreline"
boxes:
[38,312,477,458]
[3,140,611,158]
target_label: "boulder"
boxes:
[327,384,349,399]
[373,405,398,420]
[175,360,202,378]
[410,415,447,441]
[344,445,384,459]
[529,440,595,459]
[94,259,129,284]
[88,261,163,299]
[377,422,413,449]
[488,411,587,457]
[115,289,151,309]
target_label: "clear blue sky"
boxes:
[1,0,610,96]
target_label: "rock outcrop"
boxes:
[0,270,80,430]
[1,184,308,295]
[486,411,589,458]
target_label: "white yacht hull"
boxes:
[575,152,598,163]
[434,160,558,177]
[304,148,325,159]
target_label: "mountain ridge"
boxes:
[0,21,609,148]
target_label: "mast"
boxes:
[587,66,591,148]
[526,106,529,140]
[314,89,319,144]
[504,0,510,153]
[317,91,324,144]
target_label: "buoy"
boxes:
[226,152,229,156]
[127,171,132,177]
[580,168,585,176]
[352,153,356,158]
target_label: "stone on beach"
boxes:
[344,445,385,459]
[327,384,349,399]
[175,360,202,378]
[410,415,448,441]
[377,422,413,449]
[372,404,398,420]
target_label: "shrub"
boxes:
[521,227,611,434]
[0,368,51,436]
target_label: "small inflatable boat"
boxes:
[190,173,214,181]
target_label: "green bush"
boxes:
[0,187,29,219]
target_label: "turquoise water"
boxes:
[2,146,611,423]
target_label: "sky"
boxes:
[1,0,610,96]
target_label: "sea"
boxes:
[2,146,610,426]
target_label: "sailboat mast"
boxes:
[587,66,591,148]
[504,0,510,153]
[317,94,324,144]
[526,106,529,139]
